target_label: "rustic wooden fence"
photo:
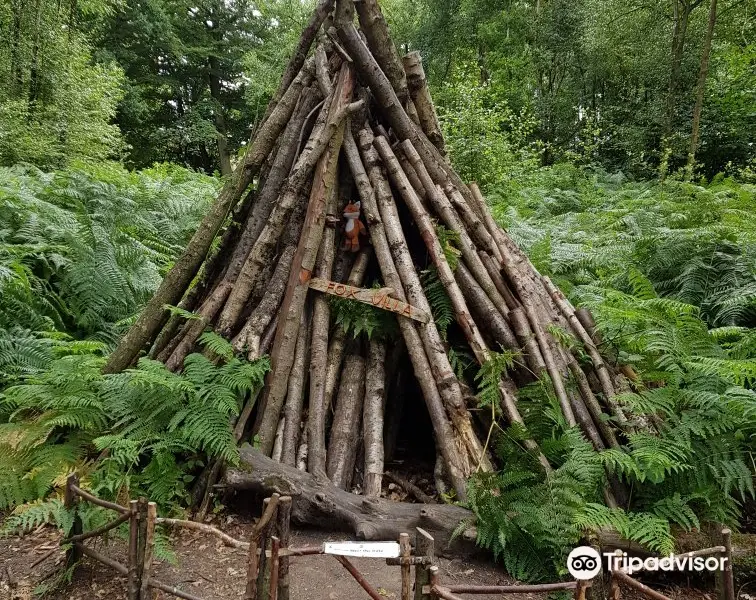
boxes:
[60,477,736,600]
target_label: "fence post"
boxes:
[414,528,434,600]
[138,502,156,600]
[269,536,280,600]
[399,533,411,600]
[721,528,735,600]
[134,498,148,597]
[276,496,292,600]
[609,549,622,600]
[428,565,439,599]
[127,500,139,600]
[257,497,272,600]
[574,579,590,600]
[64,474,83,568]
[609,573,621,600]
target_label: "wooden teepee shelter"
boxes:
[105,0,632,515]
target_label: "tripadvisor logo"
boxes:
[567,546,728,579]
[567,547,602,579]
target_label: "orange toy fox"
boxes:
[342,200,366,252]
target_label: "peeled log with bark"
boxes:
[403,51,445,155]
[280,309,312,466]
[362,339,386,497]
[326,355,366,490]
[306,164,340,478]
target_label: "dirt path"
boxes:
[0,517,719,600]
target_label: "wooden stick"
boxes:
[402,52,445,154]
[363,339,387,497]
[4,563,17,594]
[384,472,436,504]
[334,555,385,600]
[139,502,156,600]
[610,574,622,600]
[70,484,129,514]
[326,355,366,490]
[245,539,261,600]
[63,512,131,544]
[574,580,590,600]
[611,570,672,600]
[414,528,434,600]
[256,496,280,600]
[721,528,735,600]
[276,497,292,600]
[76,542,128,575]
[354,0,409,106]
[269,536,280,600]
[147,578,207,600]
[543,276,618,401]
[135,498,148,596]
[271,416,286,463]
[399,533,411,600]
[30,547,60,569]
[127,500,139,600]
[445,581,578,593]
[281,309,312,466]
[64,474,83,568]
[156,519,247,549]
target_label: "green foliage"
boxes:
[0,349,269,515]
[475,350,517,411]
[93,0,311,171]
[464,166,756,580]
[469,429,679,581]
[0,163,217,383]
[0,0,124,168]
[389,0,755,177]
[421,268,454,340]
[329,282,399,341]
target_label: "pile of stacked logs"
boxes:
[104,0,634,516]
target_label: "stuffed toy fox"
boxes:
[342,200,366,252]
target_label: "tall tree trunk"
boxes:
[208,56,232,176]
[11,0,23,96]
[686,0,718,177]
[28,0,43,105]
[665,0,697,140]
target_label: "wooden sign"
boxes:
[323,541,401,558]
[308,277,430,323]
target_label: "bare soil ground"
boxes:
[0,512,725,600]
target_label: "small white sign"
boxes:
[323,541,401,558]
